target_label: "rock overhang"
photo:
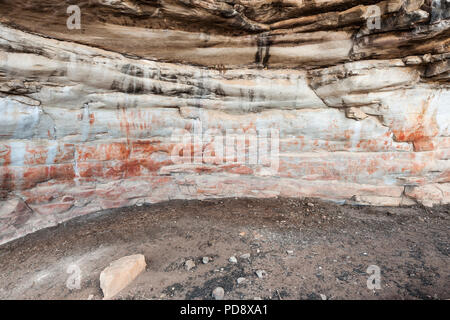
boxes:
[0,0,449,244]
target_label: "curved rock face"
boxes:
[0,0,449,243]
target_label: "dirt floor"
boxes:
[0,197,449,300]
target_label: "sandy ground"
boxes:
[0,197,449,300]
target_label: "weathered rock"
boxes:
[237,277,247,284]
[185,259,196,271]
[0,0,448,244]
[0,198,33,243]
[229,256,238,264]
[240,253,251,260]
[345,108,369,121]
[99,254,146,299]
[255,270,267,279]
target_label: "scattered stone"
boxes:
[307,202,315,207]
[202,257,210,264]
[320,294,327,300]
[254,297,263,300]
[87,294,94,300]
[240,253,251,260]
[255,270,267,279]
[229,256,238,264]
[185,259,196,271]
[212,287,225,300]
[286,250,294,255]
[99,254,146,299]
[237,277,246,284]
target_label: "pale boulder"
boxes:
[100,254,146,299]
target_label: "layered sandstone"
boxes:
[0,0,449,244]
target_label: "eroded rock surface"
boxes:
[0,0,449,244]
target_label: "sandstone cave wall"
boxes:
[0,0,449,244]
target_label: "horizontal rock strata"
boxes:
[0,0,449,243]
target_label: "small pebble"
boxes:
[286,250,294,255]
[237,277,246,284]
[212,287,225,300]
[255,270,267,279]
[240,253,251,259]
[229,256,238,264]
[185,259,195,271]
[320,294,327,300]
[202,257,210,264]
